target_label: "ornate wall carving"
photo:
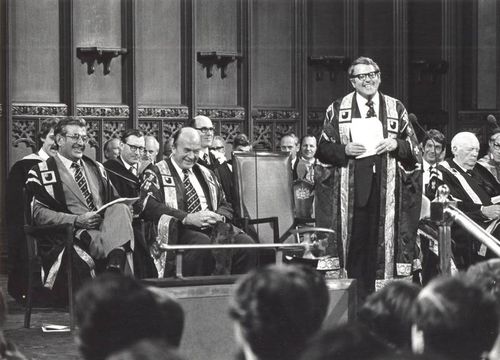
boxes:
[138,106,189,119]
[76,105,129,118]
[11,103,68,117]
[12,119,37,149]
[197,108,245,120]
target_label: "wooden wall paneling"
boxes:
[476,0,497,109]
[11,0,61,102]
[124,0,137,127]
[62,0,75,115]
[408,0,444,127]
[195,0,240,107]
[359,0,395,96]
[299,0,307,136]
[243,0,252,144]
[251,0,299,149]
[136,0,183,106]
[73,0,124,104]
[441,0,459,137]
[307,0,348,133]
[393,0,408,104]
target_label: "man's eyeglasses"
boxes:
[210,146,225,151]
[350,71,380,81]
[64,134,89,143]
[196,127,215,134]
[126,143,145,153]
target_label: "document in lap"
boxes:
[350,117,384,159]
[96,197,139,215]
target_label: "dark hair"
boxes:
[466,259,500,307]
[120,129,144,143]
[229,264,329,360]
[148,289,185,347]
[39,117,61,141]
[299,134,317,148]
[348,56,380,77]
[54,116,87,137]
[75,274,164,360]
[422,129,445,148]
[298,323,390,360]
[104,137,120,151]
[411,275,499,360]
[106,339,186,360]
[358,281,421,350]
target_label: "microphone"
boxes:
[408,113,427,143]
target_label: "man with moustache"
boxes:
[140,127,256,277]
[6,117,60,302]
[317,56,421,297]
[189,115,220,170]
[26,117,135,294]
[104,129,156,278]
[436,132,500,268]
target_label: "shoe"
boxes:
[106,248,126,273]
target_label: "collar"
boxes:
[356,91,380,109]
[171,158,193,178]
[57,153,81,171]
[300,156,315,165]
[452,158,473,173]
[38,148,50,161]
[422,159,436,171]
[120,155,137,172]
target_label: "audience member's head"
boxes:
[298,323,390,360]
[233,133,251,152]
[39,117,60,157]
[300,135,317,161]
[211,135,227,163]
[104,138,121,160]
[119,129,145,167]
[105,339,186,360]
[358,280,421,350]
[143,135,160,163]
[280,134,299,159]
[421,129,445,166]
[411,275,498,360]
[229,264,329,360]
[75,274,164,360]
[147,288,185,347]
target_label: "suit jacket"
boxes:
[140,158,233,224]
[197,151,220,171]
[104,158,139,198]
[214,160,234,208]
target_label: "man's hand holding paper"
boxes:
[350,117,384,158]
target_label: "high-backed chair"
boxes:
[232,151,340,275]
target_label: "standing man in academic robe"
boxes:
[104,129,157,278]
[316,56,421,298]
[140,127,256,277]
[26,117,135,295]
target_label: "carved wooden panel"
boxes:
[196,0,240,106]
[252,0,296,107]
[11,0,60,101]
[220,123,244,143]
[74,0,123,103]
[136,0,182,104]
[253,121,298,151]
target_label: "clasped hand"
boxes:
[75,211,102,229]
[184,210,224,228]
[481,205,500,219]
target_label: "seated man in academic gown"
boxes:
[435,132,500,269]
[140,127,257,277]
[104,129,157,278]
[26,117,135,298]
[6,117,60,302]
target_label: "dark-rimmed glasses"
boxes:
[196,127,215,134]
[126,143,145,153]
[64,134,89,143]
[350,71,380,81]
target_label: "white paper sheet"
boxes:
[350,118,384,158]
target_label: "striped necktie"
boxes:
[366,100,376,118]
[183,169,202,213]
[71,162,97,211]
